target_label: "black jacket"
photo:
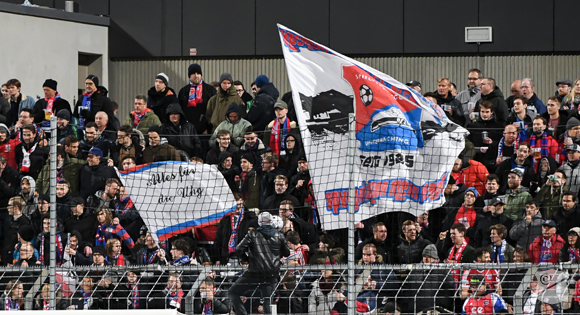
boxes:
[74,87,115,128]
[78,134,111,159]
[396,235,432,264]
[2,215,31,264]
[206,143,239,165]
[474,213,514,248]
[217,151,241,193]
[236,225,290,276]
[399,267,455,313]
[434,92,464,126]
[32,97,71,125]
[161,103,202,158]
[279,133,303,178]
[15,138,49,180]
[147,87,179,124]
[474,86,509,125]
[552,204,580,237]
[247,82,279,132]
[0,165,19,212]
[213,208,256,264]
[178,81,216,134]
[0,97,10,125]
[541,110,570,140]
[79,161,118,199]
[64,211,97,246]
[262,190,301,214]
[495,158,535,193]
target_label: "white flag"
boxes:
[278,24,467,230]
[119,161,236,241]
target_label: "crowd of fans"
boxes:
[0,65,580,314]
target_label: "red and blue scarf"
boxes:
[269,118,291,156]
[228,208,244,254]
[188,83,203,107]
[131,108,151,127]
[80,92,93,128]
[529,132,550,168]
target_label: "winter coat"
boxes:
[15,138,49,180]
[486,241,515,263]
[64,212,97,248]
[263,119,299,153]
[399,266,456,313]
[527,93,547,115]
[434,91,464,126]
[142,138,181,163]
[559,243,580,263]
[541,110,570,140]
[110,135,144,168]
[161,103,202,158]
[552,204,580,237]
[178,81,216,134]
[78,160,118,199]
[238,169,261,209]
[206,85,246,133]
[217,151,241,193]
[11,92,35,121]
[280,133,304,177]
[212,209,256,264]
[452,158,489,196]
[0,165,19,211]
[509,211,543,249]
[236,226,290,276]
[36,154,85,197]
[237,138,268,168]
[57,117,83,145]
[534,184,569,220]
[528,233,565,264]
[504,186,532,220]
[209,102,252,147]
[474,214,514,248]
[78,134,111,159]
[355,237,394,263]
[125,110,162,138]
[396,235,432,264]
[558,160,580,194]
[530,156,559,194]
[495,158,535,194]
[74,87,115,128]
[32,97,72,132]
[147,86,178,124]
[2,215,31,264]
[206,143,239,166]
[474,86,509,125]
[247,82,279,132]
[262,190,301,214]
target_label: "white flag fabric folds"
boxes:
[119,161,236,241]
[278,24,467,230]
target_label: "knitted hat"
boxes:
[148,125,162,134]
[422,244,438,259]
[240,153,255,165]
[567,117,580,130]
[43,79,57,91]
[188,63,202,77]
[56,109,71,121]
[219,73,233,85]
[255,75,269,88]
[258,212,273,226]
[0,123,8,136]
[508,168,524,178]
[156,73,169,85]
[465,187,479,198]
[86,75,99,87]
[92,245,106,257]
[18,225,35,242]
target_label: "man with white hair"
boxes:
[521,78,546,115]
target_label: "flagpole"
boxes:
[49,114,57,310]
[347,113,356,315]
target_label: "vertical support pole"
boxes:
[347,113,356,315]
[49,115,57,309]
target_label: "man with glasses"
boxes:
[111,125,143,168]
[456,68,482,124]
[206,129,239,165]
[3,197,31,265]
[234,80,253,105]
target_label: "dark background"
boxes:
[2,0,577,57]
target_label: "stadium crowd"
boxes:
[0,65,580,314]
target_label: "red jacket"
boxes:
[452,160,489,196]
[0,138,20,169]
[528,234,565,264]
[525,133,561,167]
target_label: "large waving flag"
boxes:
[119,161,236,242]
[278,25,467,230]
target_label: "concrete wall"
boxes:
[0,8,108,107]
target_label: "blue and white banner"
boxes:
[119,161,236,241]
[278,24,467,230]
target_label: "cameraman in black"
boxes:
[228,212,290,315]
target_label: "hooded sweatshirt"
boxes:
[20,176,37,218]
[161,103,202,158]
[206,86,246,133]
[209,102,252,148]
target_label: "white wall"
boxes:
[0,11,108,107]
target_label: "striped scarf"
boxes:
[129,284,139,309]
[269,117,290,156]
[529,132,550,168]
[5,297,20,310]
[497,137,518,159]
[40,233,63,265]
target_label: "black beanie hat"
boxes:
[148,125,162,134]
[155,73,169,85]
[241,153,255,165]
[56,109,71,121]
[43,79,58,91]
[86,74,99,87]
[18,225,35,242]
[188,63,202,77]
[567,117,580,130]
[219,73,233,85]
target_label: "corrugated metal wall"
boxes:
[110,55,580,120]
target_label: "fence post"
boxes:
[347,113,356,315]
[49,115,57,309]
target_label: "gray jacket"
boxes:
[456,86,481,125]
[509,211,543,249]
[558,161,580,194]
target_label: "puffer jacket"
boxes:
[161,103,202,158]
[147,86,178,123]
[209,102,252,147]
[236,225,290,276]
[509,210,543,249]
[452,157,489,196]
[558,160,580,194]
[247,82,279,132]
[552,204,580,237]
[206,85,246,133]
[396,235,432,264]
[504,186,531,220]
